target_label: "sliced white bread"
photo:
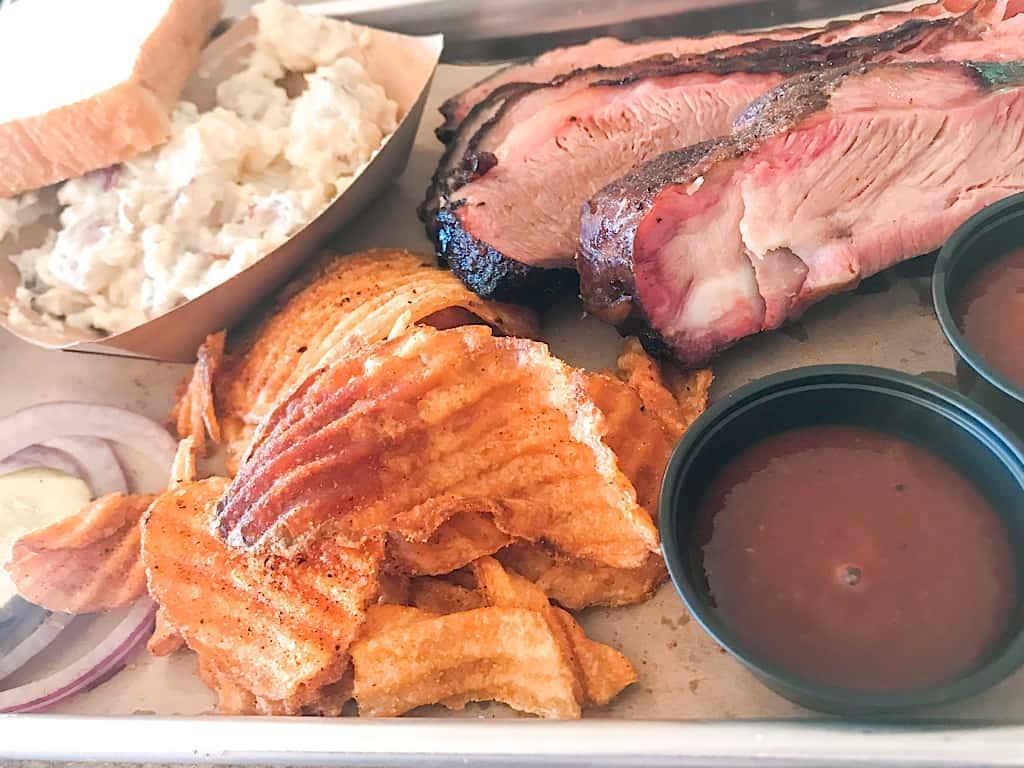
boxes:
[0,0,224,199]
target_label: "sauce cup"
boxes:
[659,365,1024,716]
[933,191,1024,434]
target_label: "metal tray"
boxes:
[246,0,897,62]
[3,32,1024,768]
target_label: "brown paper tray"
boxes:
[0,12,443,362]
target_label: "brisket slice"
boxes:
[422,36,800,231]
[425,2,1008,229]
[435,0,969,142]
[436,34,808,145]
[428,6,1013,301]
[578,60,1024,366]
[419,79,534,237]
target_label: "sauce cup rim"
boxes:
[659,364,1024,715]
[933,191,1024,406]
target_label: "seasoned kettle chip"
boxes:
[218,325,658,568]
[590,337,713,512]
[142,477,381,708]
[586,370,676,514]
[6,436,199,616]
[497,542,667,611]
[356,558,636,717]
[196,656,355,717]
[407,576,487,614]
[172,331,225,459]
[469,554,550,611]
[362,603,442,636]
[388,511,511,576]
[148,607,185,656]
[6,492,156,614]
[172,249,539,467]
[469,556,636,706]
[547,605,637,708]
[386,339,710,588]
[351,606,583,718]
[487,340,710,610]
[611,337,713,438]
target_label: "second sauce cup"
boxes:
[933,191,1024,434]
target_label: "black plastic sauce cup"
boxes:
[934,191,1024,435]
[659,365,1024,716]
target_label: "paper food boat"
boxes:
[0,13,443,362]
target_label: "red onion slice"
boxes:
[0,612,75,683]
[0,402,177,478]
[40,437,128,496]
[0,446,81,480]
[0,404,173,706]
[0,598,156,713]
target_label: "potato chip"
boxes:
[377,571,413,606]
[611,337,712,438]
[310,670,356,717]
[468,557,636,707]
[480,340,709,610]
[172,249,539,470]
[469,555,550,611]
[196,657,354,716]
[362,603,441,636]
[147,607,185,656]
[388,511,511,576]
[6,492,156,613]
[159,275,708,717]
[171,331,224,458]
[497,542,667,611]
[407,577,486,614]
[218,325,658,569]
[590,338,712,511]
[169,436,199,485]
[355,559,636,717]
[585,373,675,515]
[351,606,582,718]
[546,606,636,707]
[197,657,260,715]
[142,477,381,707]
[381,340,707,597]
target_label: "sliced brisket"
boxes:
[422,37,792,231]
[428,4,1016,301]
[436,0,970,142]
[578,60,1024,366]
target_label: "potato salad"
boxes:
[0,0,399,335]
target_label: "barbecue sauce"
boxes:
[955,247,1024,391]
[695,425,1017,692]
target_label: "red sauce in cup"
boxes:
[955,247,1024,391]
[696,424,1017,693]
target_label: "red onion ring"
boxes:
[0,446,81,480]
[0,612,75,682]
[0,598,156,713]
[40,437,128,496]
[0,402,177,477]
[0,403,174,699]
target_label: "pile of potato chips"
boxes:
[145,250,710,717]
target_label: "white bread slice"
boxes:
[0,0,224,199]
